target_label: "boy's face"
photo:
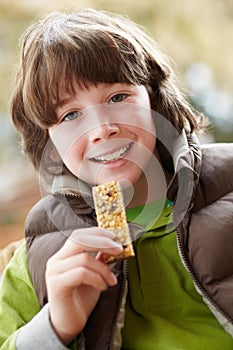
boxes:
[49,83,156,188]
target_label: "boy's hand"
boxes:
[45,227,123,345]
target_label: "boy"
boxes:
[0,8,233,350]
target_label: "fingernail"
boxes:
[106,230,116,237]
[109,272,117,285]
[111,241,123,250]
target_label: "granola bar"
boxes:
[92,180,134,263]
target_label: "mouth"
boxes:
[89,142,133,163]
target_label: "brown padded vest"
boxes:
[25,133,233,347]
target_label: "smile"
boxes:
[89,142,133,163]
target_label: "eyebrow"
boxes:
[54,95,76,109]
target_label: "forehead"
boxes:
[56,82,135,104]
[54,83,140,116]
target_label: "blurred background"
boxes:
[0,0,233,248]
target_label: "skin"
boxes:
[46,228,123,344]
[49,83,157,202]
[46,83,165,344]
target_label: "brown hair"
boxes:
[11,8,203,170]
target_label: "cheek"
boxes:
[147,133,156,154]
[63,140,85,167]
[130,108,156,141]
[50,129,87,174]
[130,121,156,151]
[49,124,86,160]
[140,114,156,149]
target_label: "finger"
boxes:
[58,229,123,257]
[70,227,117,246]
[47,264,116,292]
[73,227,117,239]
[69,234,123,251]
[47,252,117,286]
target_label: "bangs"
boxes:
[23,14,150,128]
[12,9,201,171]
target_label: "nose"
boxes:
[90,123,120,143]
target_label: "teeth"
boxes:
[105,154,113,161]
[93,144,130,162]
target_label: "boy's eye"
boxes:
[62,111,82,122]
[110,93,128,104]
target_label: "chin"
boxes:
[76,162,144,187]
[99,171,142,188]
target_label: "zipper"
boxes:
[109,259,128,350]
[54,191,92,200]
[56,189,130,348]
[173,205,233,325]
